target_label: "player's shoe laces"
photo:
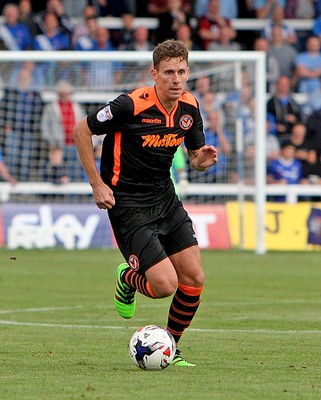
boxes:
[170,348,196,367]
[114,263,136,319]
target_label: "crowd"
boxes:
[0,0,321,199]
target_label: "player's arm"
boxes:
[187,145,218,172]
[73,117,115,209]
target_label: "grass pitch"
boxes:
[1,249,321,400]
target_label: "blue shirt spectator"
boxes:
[194,0,238,18]
[83,27,123,90]
[254,0,286,18]
[295,36,321,94]
[267,140,304,185]
[262,5,297,47]
[33,30,70,50]
[33,12,70,50]
[0,3,32,50]
[203,110,232,182]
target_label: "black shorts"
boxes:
[108,194,198,274]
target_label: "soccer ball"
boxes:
[129,325,176,370]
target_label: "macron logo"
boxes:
[142,118,162,124]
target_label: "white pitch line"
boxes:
[0,305,84,315]
[0,320,321,335]
[0,320,130,330]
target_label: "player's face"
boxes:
[152,57,190,103]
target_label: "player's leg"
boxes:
[167,245,204,367]
[115,257,178,319]
[109,204,179,319]
[167,245,204,342]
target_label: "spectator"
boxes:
[254,0,286,19]
[0,3,32,50]
[8,61,45,91]
[155,0,192,44]
[73,12,98,50]
[33,11,72,85]
[191,75,212,103]
[266,75,302,142]
[295,35,321,94]
[43,146,70,184]
[189,109,232,183]
[225,74,256,142]
[35,0,73,39]
[199,92,223,126]
[40,80,86,182]
[191,75,222,119]
[61,0,87,18]
[289,122,311,173]
[176,23,202,51]
[196,0,236,50]
[208,25,241,51]
[236,116,280,184]
[72,5,98,48]
[0,148,17,185]
[18,0,38,38]
[194,0,238,19]
[33,11,70,50]
[204,109,232,182]
[84,27,123,90]
[284,0,315,19]
[116,12,136,49]
[267,139,304,185]
[0,62,44,181]
[148,0,191,16]
[262,4,297,46]
[120,26,154,85]
[121,25,154,51]
[268,25,298,81]
[253,37,280,93]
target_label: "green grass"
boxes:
[1,249,321,400]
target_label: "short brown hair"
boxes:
[152,40,189,70]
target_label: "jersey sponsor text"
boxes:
[142,134,184,148]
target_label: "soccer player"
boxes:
[73,39,218,367]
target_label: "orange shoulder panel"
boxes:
[179,91,198,108]
[128,86,157,116]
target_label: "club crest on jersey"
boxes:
[128,254,140,270]
[97,105,113,122]
[179,114,193,130]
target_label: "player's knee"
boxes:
[195,270,205,287]
[181,270,205,288]
[151,277,178,298]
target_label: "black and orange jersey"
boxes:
[87,85,205,206]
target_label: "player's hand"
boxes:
[92,182,115,210]
[197,145,218,170]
